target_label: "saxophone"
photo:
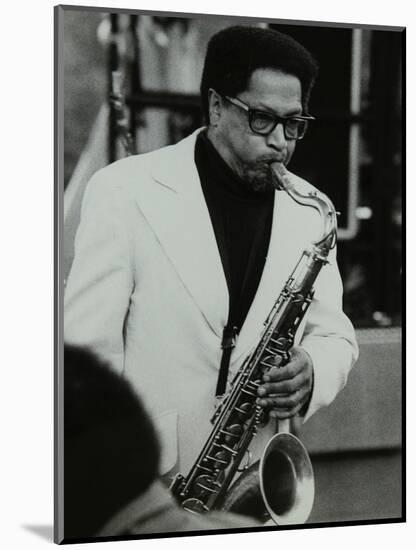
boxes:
[170,163,338,525]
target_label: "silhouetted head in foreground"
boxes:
[64,344,160,540]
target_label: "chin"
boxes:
[242,164,280,194]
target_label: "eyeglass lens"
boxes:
[249,111,307,139]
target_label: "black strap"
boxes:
[216,324,239,398]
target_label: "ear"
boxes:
[207,88,223,127]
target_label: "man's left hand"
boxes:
[257,346,314,419]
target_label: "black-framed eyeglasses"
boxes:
[224,95,315,140]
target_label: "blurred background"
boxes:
[61,7,404,527]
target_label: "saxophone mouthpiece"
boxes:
[271,162,295,193]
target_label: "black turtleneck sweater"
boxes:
[194,130,275,342]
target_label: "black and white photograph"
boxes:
[55,3,404,545]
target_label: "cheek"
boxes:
[223,118,248,153]
[240,139,258,161]
[230,132,258,162]
[285,142,297,164]
[243,135,269,160]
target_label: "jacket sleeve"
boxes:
[299,245,359,422]
[64,171,135,373]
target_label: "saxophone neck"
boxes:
[272,163,337,253]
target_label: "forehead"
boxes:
[242,68,302,113]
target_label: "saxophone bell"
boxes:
[221,416,315,525]
[259,426,314,525]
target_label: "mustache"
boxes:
[249,158,286,173]
[257,155,286,164]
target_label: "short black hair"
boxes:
[200,25,319,122]
[64,345,160,539]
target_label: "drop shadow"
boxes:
[22,524,53,542]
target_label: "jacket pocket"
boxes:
[151,409,178,476]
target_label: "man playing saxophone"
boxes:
[65,25,358,528]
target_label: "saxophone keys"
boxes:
[194,474,221,494]
[220,423,244,444]
[195,462,214,474]
[234,401,254,419]
[256,410,268,427]
[219,443,238,457]
[240,387,257,398]
[182,498,210,514]
[206,450,231,470]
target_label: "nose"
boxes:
[266,122,287,150]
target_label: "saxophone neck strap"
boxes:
[216,324,239,398]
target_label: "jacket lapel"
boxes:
[130,130,229,338]
[231,187,315,367]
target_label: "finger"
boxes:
[260,368,307,395]
[260,353,285,373]
[265,347,311,375]
[270,354,284,368]
[258,378,298,397]
[263,360,303,383]
[263,362,305,384]
[273,354,284,367]
[258,388,306,411]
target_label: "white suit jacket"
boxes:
[65,129,358,476]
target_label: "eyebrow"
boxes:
[254,102,303,117]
